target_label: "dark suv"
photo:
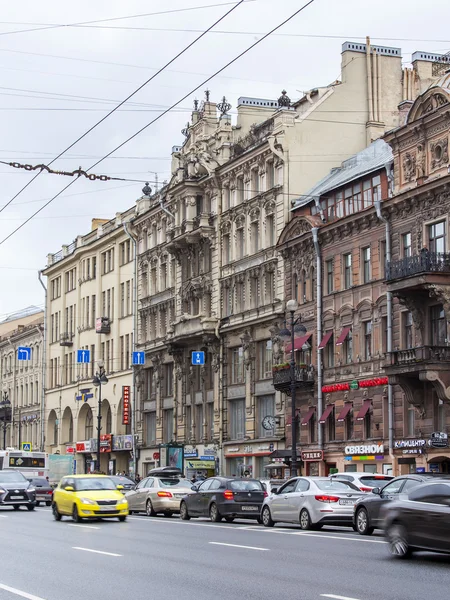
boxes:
[0,470,36,510]
[180,477,266,523]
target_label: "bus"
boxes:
[0,449,49,478]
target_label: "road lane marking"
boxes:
[209,542,269,551]
[129,516,234,530]
[0,582,47,600]
[69,524,100,530]
[292,532,386,544]
[72,547,122,557]
[0,515,8,518]
[321,595,363,600]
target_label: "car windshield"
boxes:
[29,478,49,486]
[315,480,359,491]
[159,478,192,488]
[74,478,117,491]
[109,476,134,486]
[230,480,263,491]
[0,471,28,483]
[359,476,393,487]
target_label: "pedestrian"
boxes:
[191,475,197,484]
[135,474,141,484]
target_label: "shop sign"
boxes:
[100,434,112,453]
[153,452,160,460]
[429,432,448,449]
[186,460,215,469]
[258,445,271,451]
[76,441,92,453]
[244,446,252,453]
[184,447,198,458]
[345,444,384,455]
[350,380,359,390]
[394,439,426,450]
[402,449,423,455]
[66,446,75,454]
[301,450,323,461]
[204,447,217,456]
[112,435,133,451]
[227,447,240,453]
[122,386,130,425]
[200,456,215,461]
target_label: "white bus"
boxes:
[0,449,48,478]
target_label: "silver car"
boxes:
[261,477,363,530]
[125,475,195,517]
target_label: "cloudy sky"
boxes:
[0,0,448,317]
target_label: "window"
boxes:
[102,248,115,274]
[222,234,230,264]
[119,240,132,265]
[236,228,245,259]
[437,399,446,431]
[364,321,372,360]
[430,304,446,345]
[223,186,230,211]
[428,221,446,253]
[229,399,245,440]
[51,277,61,300]
[325,334,334,368]
[163,409,173,442]
[257,395,275,437]
[230,348,244,384]
[407,406,415,437]
[345,408,354,440]
[364,408,372,439]
[403,311,413,349]
[195,404,203,442]
[266,214,275,247]
[250,277,260,309]
[85,408,93,439]
[206,402,214,440]
[362,247,371,283]
[92,257,97,279]
[343,253,352,289]
[363,179,372,208]
[343,330,353,364]
[372,175,381,203]
[161,262,167,290]
[65,268,76,292]
[251,221,259,254]
[326,259,334,294]
[402,233,412,258]
[164,363,173,397]
[327,406,336,441]
[309,411,316,444]
[259,340,273,379]
[145,412,156,445]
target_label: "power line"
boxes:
[0,0,318,247]
[0,0,246,217]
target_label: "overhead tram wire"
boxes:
[0,0,316,247]
[0,0,246,216]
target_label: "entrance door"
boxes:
[325,463,337,476]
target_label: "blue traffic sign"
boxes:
[17,347,32,361]
[192,351,205,366]
[76,389,94,403]
[132,351,145,365]
[21,442,32,451]
[77,349,91,364]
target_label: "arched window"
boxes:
[293,273,298,301]
[106,407,112,434]
[85,408,93,439]
[301,270,307,303]
[68,413,73,443]
[53,420,58,445]
[311,267,316,302]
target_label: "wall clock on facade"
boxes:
[262,415,276,430]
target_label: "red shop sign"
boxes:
[122,386,130,425]
[100,434,112,453]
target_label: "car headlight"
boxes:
[118,498,128,505]
[80,498,96,505]
[0,487,6,494]
[27,487,36,493]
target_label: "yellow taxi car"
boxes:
[52,475,129,522]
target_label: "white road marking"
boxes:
[0,515,8,518]
[209,542,269,551]
[321,595,363,600]
[72,547,122,557]
[69,524,100,530]
[0,582,47,600]
[292,532,386,544]
[129,516,234,530]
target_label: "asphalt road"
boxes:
[0,506,449,600]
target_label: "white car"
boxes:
[330,473,393,492]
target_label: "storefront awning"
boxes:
[285,332,312,354]
[301,406,316,426]
[318,331,333,350]
[269,449,292,459]
[335,326,351,346]
[337,402,353,422]
[319,404,334,424]
[356,399,372,421]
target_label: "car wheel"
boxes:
[224,516,235,523]
[299,508,312,530]
[27,504,35,511]
[356,507,374,535]
[72,504,82,523]
[180,501,190,520]
[386,522,412,559]
[46,501,52,507]
[209,503,222,522]
[261,506,274,528]
[13,505,20,511]
[52,503,62,521]
[146,499,157,517]
[118,516,127,522]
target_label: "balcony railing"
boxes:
[390,345,450,366]
[272,365,315,393]
[60,332,74,347]
[386,251,450,281]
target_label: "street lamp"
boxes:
[92,360,108,472]
[279,299,307,478]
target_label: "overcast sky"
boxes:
[0,0,448,318]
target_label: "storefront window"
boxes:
[344,464,357,472]
[363,464,377,474]
[256,456,271,479]
[227,457,252,477]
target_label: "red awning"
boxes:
[337,402,353,422]
[285,332,312,354]
[319,404,334,424]
[335,326,351,346]
[356,399,372,421]
[301,406,316,426]
[318,331,333,350]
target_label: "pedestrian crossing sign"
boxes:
[21,442,32,451]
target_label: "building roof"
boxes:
[292,139,393,209]
[0,305,42,324]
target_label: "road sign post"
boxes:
[77,349,91,364]
[191,351,205,365]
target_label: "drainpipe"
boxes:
[38,271,47,452]
[123,222,138,478]
[374,179,394,473]
[311,227,323,454]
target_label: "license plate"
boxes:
[339,499,355,506]
[10,496,23,499]
[174,494,185,498]
[98,506,114,511]
[241,506,258,511]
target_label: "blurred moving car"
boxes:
[27,477,53,506]
[0,470,36,510]
[383,480,450,558]
[180,477,266,522]
[126,471,194,517]
[353,473,447,535]
[109,475,136,494]
[330,472,393,492]
[261,477,363,530]
[52,475,128,522]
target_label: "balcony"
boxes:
[60,332,74,347]
[386,252,450,292]
[272,365,315,395]
[168,315,218,345]
[389,345,450,366]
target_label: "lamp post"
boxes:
[278,299,307,478]
[92,361,108,473]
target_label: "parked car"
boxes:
[383,480,450,558]
[353,473,447,535]
[26,477,53,506]
[52,475,129,522]
[109,475,136,494]
[330,472,393,492]
[261,477,363,530]
[0,470,36,511]
[180,477,266,522]
[126,473,194,517]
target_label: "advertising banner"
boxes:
[122,386,130,425]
